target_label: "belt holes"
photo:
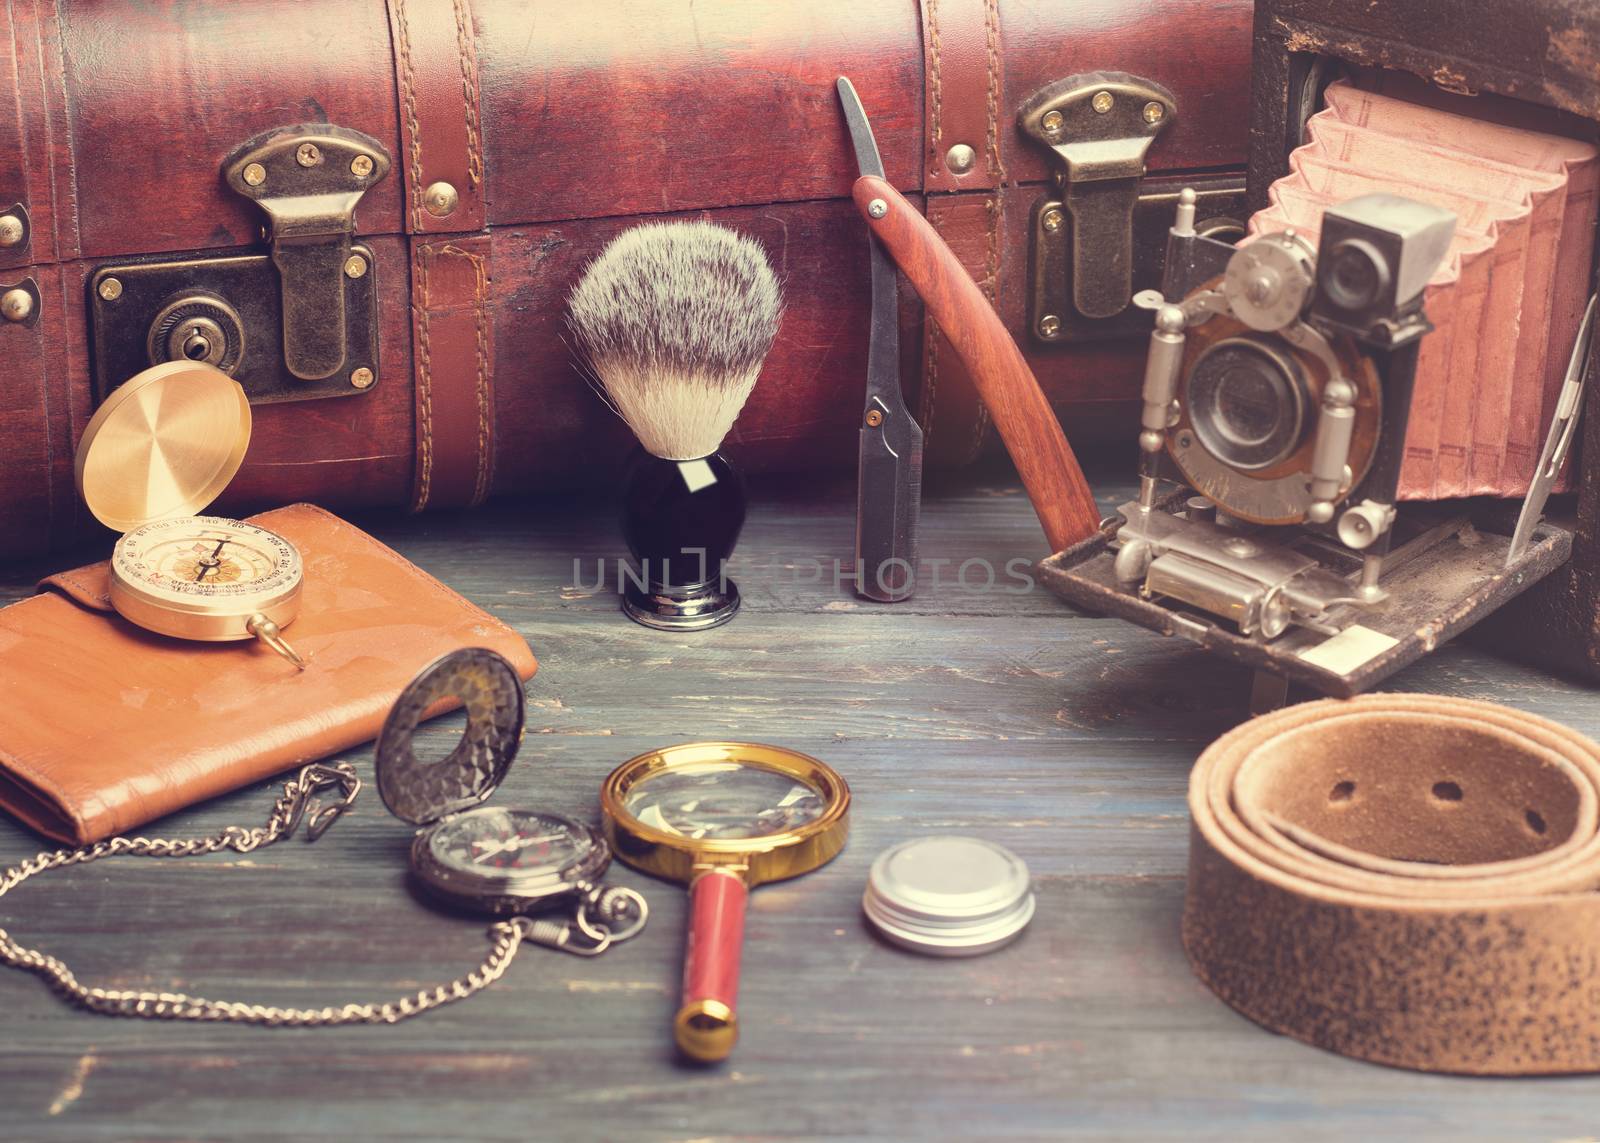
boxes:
[1431,780,1464,804]
[1328,780,1356,804]
[1526,808,1547,835]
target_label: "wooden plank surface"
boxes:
[1,467,1598,1142]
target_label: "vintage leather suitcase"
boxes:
[0,0,1253,558]
[1246,0,1600,680]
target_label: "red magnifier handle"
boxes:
[676,867,749,1062]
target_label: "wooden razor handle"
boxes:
[676,868,749,1063]
[852,175,1100,553]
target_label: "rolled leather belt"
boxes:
[1184,693,1600,1075]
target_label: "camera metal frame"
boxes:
[1037,190,1578,700]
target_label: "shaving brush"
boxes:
[569,221,782,630]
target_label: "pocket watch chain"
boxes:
[0,763,642,1026]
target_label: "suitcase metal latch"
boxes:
[1019,73,1175,327]
[88,125,391,406]
[1018,73,1245,344]
[223,125,392,382]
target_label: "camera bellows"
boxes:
[568,221,782,461]
[1251,74,1600,500]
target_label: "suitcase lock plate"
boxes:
[88,125,391,405]
[1017,74,1247,344]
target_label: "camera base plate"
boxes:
[1037,492,1572,697]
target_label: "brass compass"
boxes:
[74,360,306,668]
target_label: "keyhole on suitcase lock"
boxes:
[146,298,246,375]
[182,330,213,361]
[165,313,230,367]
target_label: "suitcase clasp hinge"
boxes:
[223,125,392,383]
[1018,73,1189,340]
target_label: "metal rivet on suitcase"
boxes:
[424,181,460,218]
[944,143,975,173]
[1,286,33,323]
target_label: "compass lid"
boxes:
[75,361,252,533]
[375,648,527,826]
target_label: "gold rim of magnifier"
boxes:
[599,742,850,887]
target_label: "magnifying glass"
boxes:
[600,742,850,1062]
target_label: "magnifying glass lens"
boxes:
[602,744,850,1063]
[622,762,828,840]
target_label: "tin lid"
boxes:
[375,648,527,826]
[74,361,252,533]
[863,836,1035,957]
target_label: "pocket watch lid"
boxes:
[375,648,527,825]
[75,361,252,533]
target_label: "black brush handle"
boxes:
[620,450,746,592]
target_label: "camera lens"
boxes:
[1186,337,1310,471]
[1322,238,1391,314]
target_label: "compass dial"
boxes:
[106,514,303,644]
[427,808,594,876]
[113,515,299,602]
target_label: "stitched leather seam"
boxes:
[451,0,484,188]
[471,252,491,503]
[37,5,82,261]
[31,11,79,540]
[413,245,436,510]
[981,197,1001,332]
[438,244,493,506]
[974,191,1000,450]
[392,0,425,231]
[43,569,110,606]
[974,0,1003,455]
[920,0,943,440]
[925,0,942,179]
[982,0,1006,182]
[40,273,58,538]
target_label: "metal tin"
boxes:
[863,836,1035,957]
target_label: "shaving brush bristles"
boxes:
[568,221,783,460]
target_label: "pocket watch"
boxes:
[375,647,647,948]
[74,360,306,668]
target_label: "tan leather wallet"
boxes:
[0,503,537,844]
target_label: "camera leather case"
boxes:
[0,503,537,844]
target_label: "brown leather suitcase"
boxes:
[0,0,1253,558]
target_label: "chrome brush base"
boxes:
[622,580,741,631]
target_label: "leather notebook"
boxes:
[0,503,538,844]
